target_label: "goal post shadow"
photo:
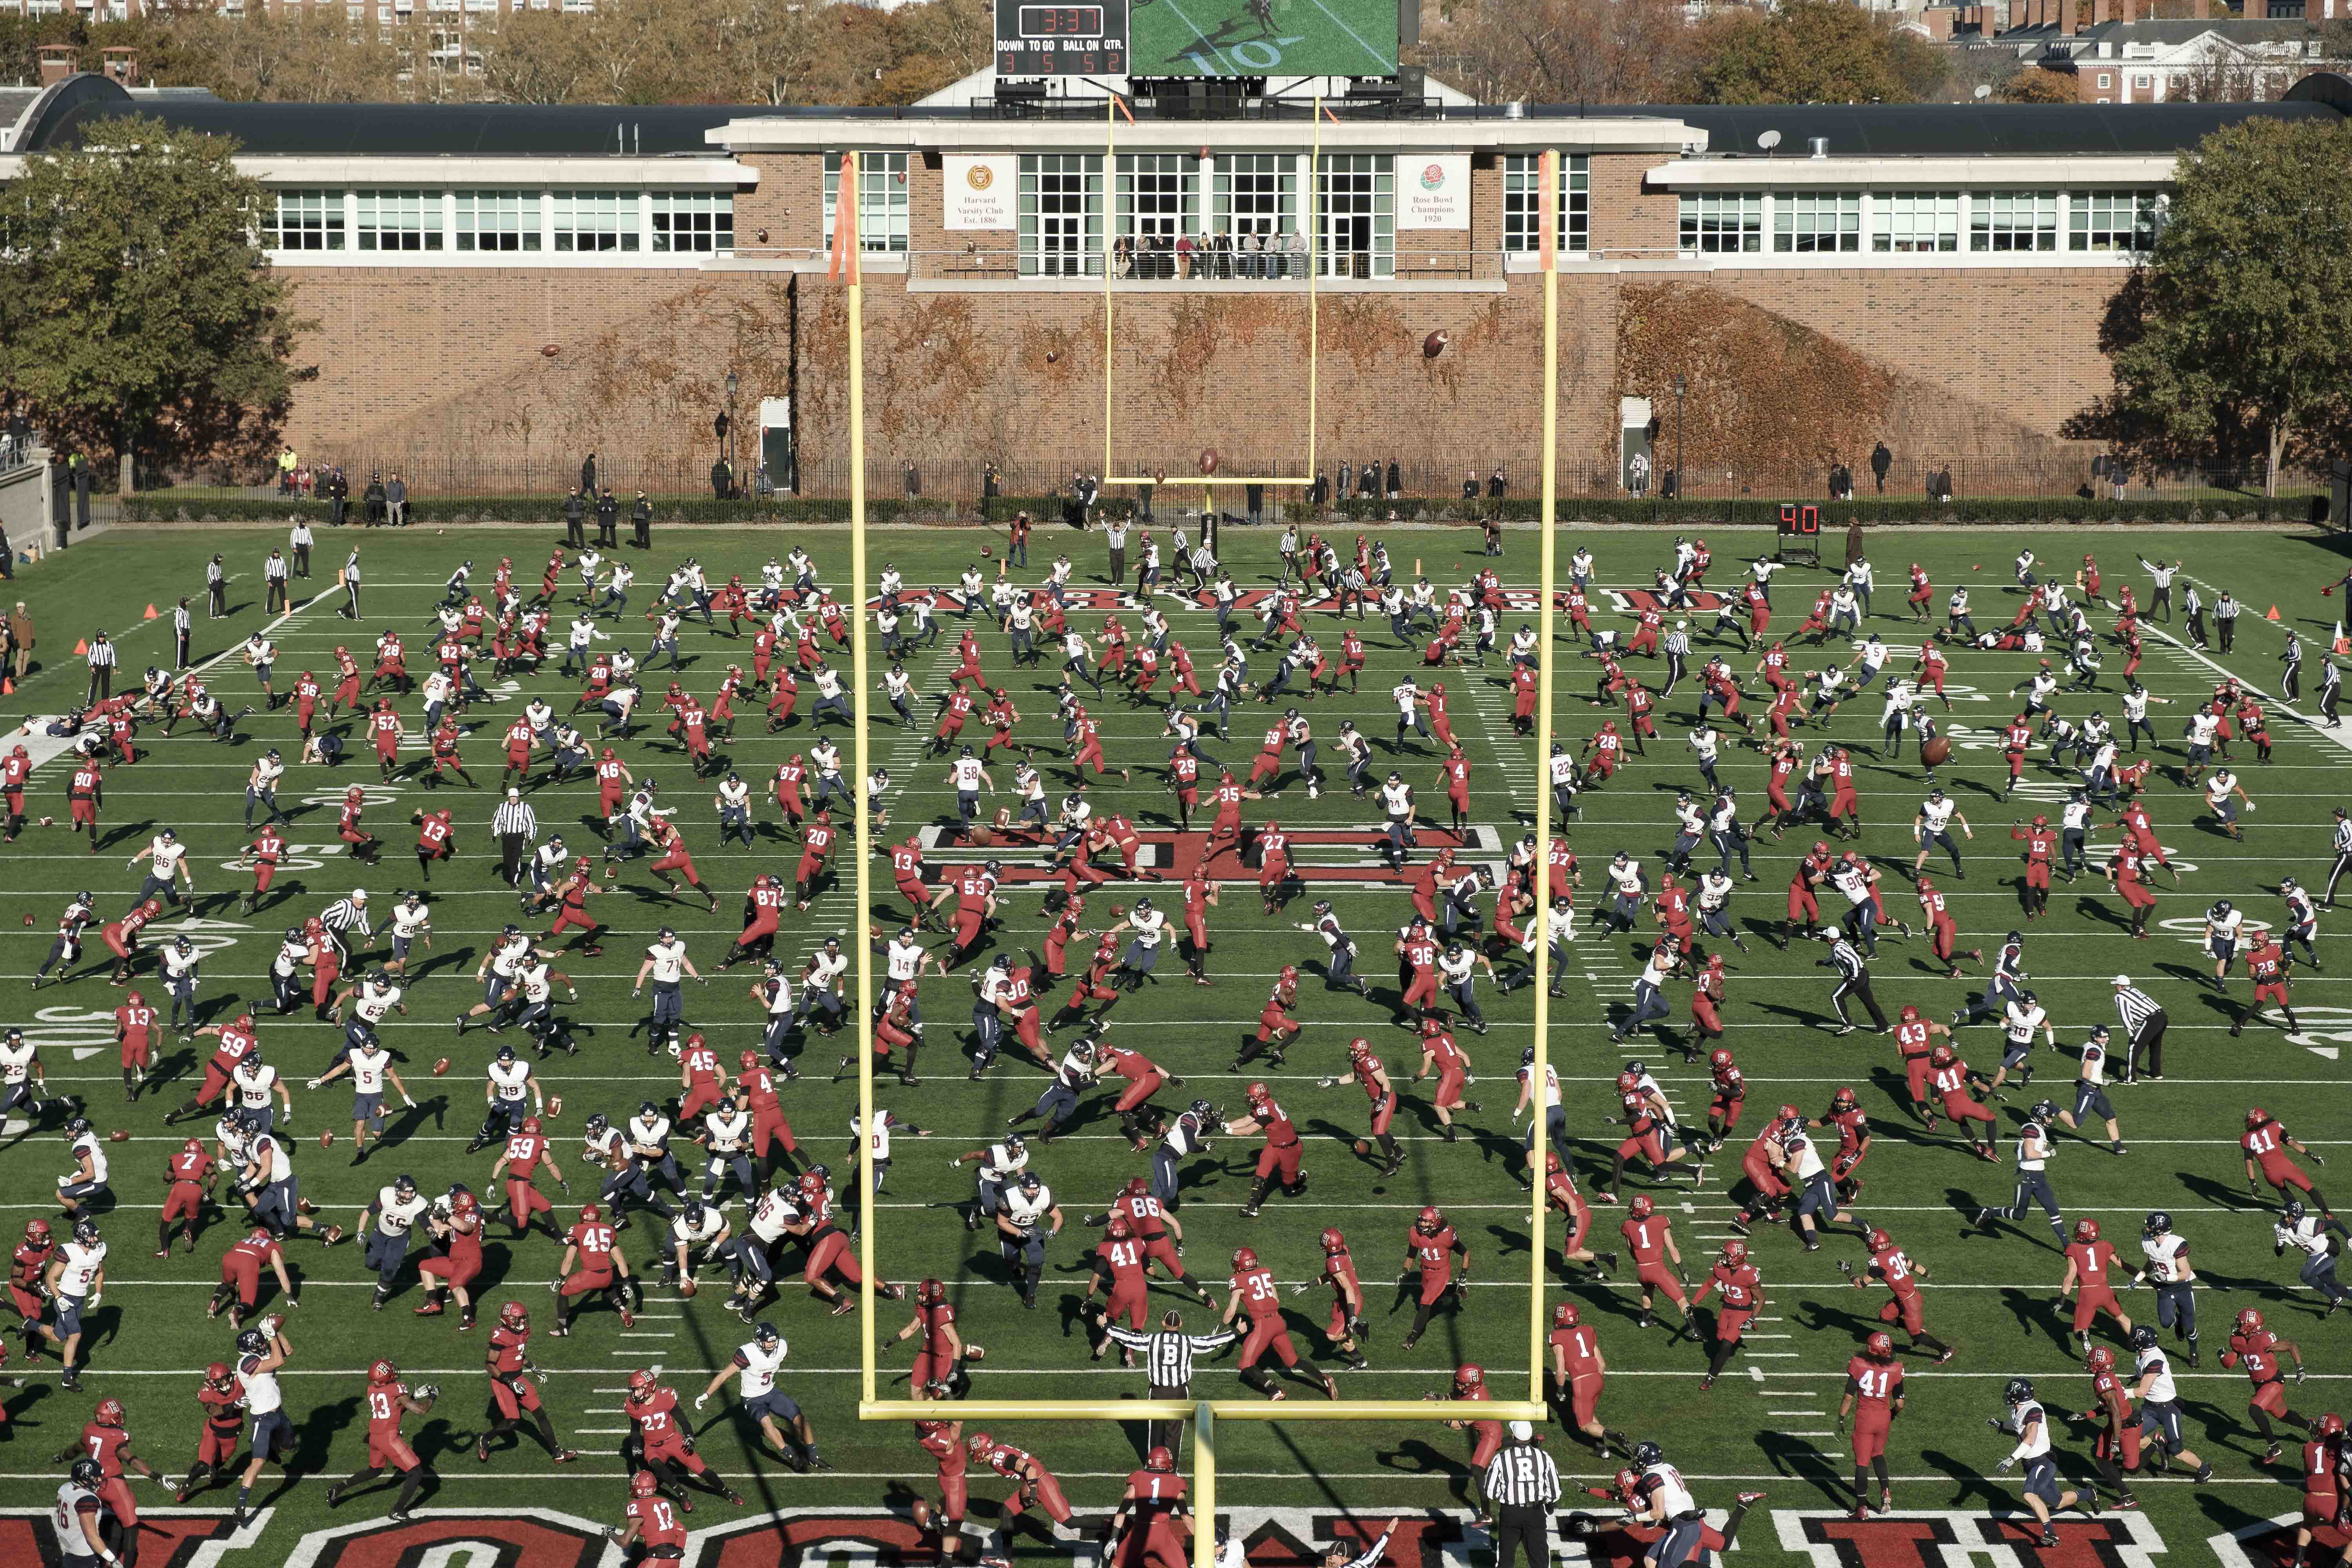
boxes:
[830,144,1577,1568]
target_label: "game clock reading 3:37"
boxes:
[996,0,1129,76]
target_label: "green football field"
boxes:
[1129,0,1399,80]
[0,519,2349,1568]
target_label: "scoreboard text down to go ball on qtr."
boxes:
[996,0,1131,77]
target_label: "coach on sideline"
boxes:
[1483,1421,1561,1568]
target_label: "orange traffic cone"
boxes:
[2267,605,2281,621]
[1,677,11,695]
[72,638,87,655]
[2335,620,2349,655]
[143,604,157,620]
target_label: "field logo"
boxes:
[279,1508,621,1568]
[2208,1510,2336,1566]
[0,1508,259,1568]
[1773,1507,2167,1567]
[919,824,1505,885]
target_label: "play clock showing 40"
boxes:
[996,0,1130,76]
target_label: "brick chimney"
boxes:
[1924,5,1955,38]
[100,46,138,86]
[2060,0,2078,34]
[2192,0,2208,15]
[2093,0,2109,25]
[36,44,78,85]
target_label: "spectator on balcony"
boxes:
[1284,230,1307,278]
[1113,235,1133,279]
[1175,232,1195,280]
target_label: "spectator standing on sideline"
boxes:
[1312,470,1330,510]
[1489,466,1506,501]
[563,489,586,548]
[172,599,191,669]
[1385,458,1401,501]
[8,600,33,682]
[1482,1423,1560,1567]
[321,469,346,529]
[901,461,920,502]
[278,445,299,492]
[206,554,229,618]
[1138,470,1156,525]
[980,462,999,522]
[1105,515,1130,589]
[595,489,619,547]
[1246,483,1264,529]
[84,630,116,705]
[494,789,538,886]
[291,518,314,577]
[363,472,387,527]
[1869,441,1892,493]
[1463,471,1480,505]
[385,473,408,527]
[632,492,653,550]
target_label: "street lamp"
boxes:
[1672,375,1686,506]
[724,371,739,492]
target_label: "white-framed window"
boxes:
[1116,152,1200,249]
[2098,73,2112,87]
[1501,153,1590,254]
[2070,189,2163,252]
[652,191,733,254]
[1018,153,1103,277]
[354,189,443,252]
[1317,153,1395,278]
[2132,73,2152,87]
[1773,190,1860,253]
[552,190,638,252]
[1212,154,1299,239]
[1969,189,2060,252]
[824,152,909,253]
[266,190,345,252]
[455,190,540,252]
[1871,190,1960,254]
[1678,192,1761,254]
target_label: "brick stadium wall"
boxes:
[271,238,2111,488]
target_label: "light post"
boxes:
[724,370,739,494]
[1672,374,1686,505]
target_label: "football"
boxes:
[1423,329,1450,359]
[1352,1139,1370,1156]
[37,816,50,828]
[1920,736,1953,767]
[1198,448,1221,477]
[911,1498,934,1529]
[964,1343,985,1361]
[547,1095,563,1118]
[678,1279,699,1299]
[431,1057,451,1076]
[980,544,992,558]
[107,1129,129,1143]
[19,914,29,926]
[318,1129,334,1148]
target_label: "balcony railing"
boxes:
[907,247,1506,283]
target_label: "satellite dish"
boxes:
[1974,83,1993,100]
[1757,130,1782,151]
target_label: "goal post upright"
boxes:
[1526,147,1562,1408]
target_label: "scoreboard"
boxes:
[996,0,1130,77]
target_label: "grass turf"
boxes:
[0,522,2348,1563]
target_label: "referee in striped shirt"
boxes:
[2327,806,2352,906]
[83,630,116,706]
[2111,974,2166,1083]
[1103,1308,1236,1452]
[493,789,538,886]
[1817,931,1888,1034]
[1481,1421,1561,1568]
[319,891,372,964]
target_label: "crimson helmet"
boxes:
[1454,1363,1484,1390]
[2320,1414,2348,1439]
[918,1278,946,1306]
[1320,1228,1347,1255]
[1232,1248,1259,1272]
[1865,1332,1894,1360]
[24,1220,49,1246]
[1416,1206,1444,1234]
[1628,1194,1655,1220]
[1720,1239,1748,1267]
[629,1368,658,1398]
[1899,1004,1921,1022]
[93,1397,125,1427]
[1930,1045,1956,1068]
[499,1301,529,1330]
[579,1203,601,1224]
[2236,1307,2267,1336]
[368,1361,398,1386]
[1107,1214,1133,1240]
[1615,1070,1641,1094]
[1866,1228,1893,1252]
[2074,1218,2101,1244]
[521,1116,543,1135]
[2087,1345,2116,1373]
[632,1470,661,1497]
[2248,1107,2271,1127]
[1552,1302,1580,1329]
[1710,1048,1734,1071]
[1145,1446,1175,1472]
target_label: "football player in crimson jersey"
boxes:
[174,1363,246,1505]
[1702,1047,1746,1151]
[891,1278,967,1400]
[1618,1194,1692,1333]
[52,1396,172,1543]
[2292,1411,2343,1564]
[2059,1218,2135,1355]
[2243,1107,2332,1212]
[910,1417,970,1553]
[1689,1239,1764,1388]
[1547,1302,1631,1459]
[623,1368,746,1510]
[475,1301,579,1465]
[608,1469,690,1559]
[1107,1446,1190,1568]
[552,1203,638,1335]
[323,1360,439,1519]
[2220,1307,2312,1464]
[967,1432,1082,1545]
[2077,1345,2143,1510]
[1084,1215,1153,1354]
[1841,1226,1956,1363]
[1220,1247,1339,1401]
[1838,1332,1906,1519]
[1439,1362,1505,1521]
[1399,1207,1470,1354]
[1544,1151,1619,1280]
[1298,1227,1369,1371]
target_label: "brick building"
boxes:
[3,68,2343,495]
